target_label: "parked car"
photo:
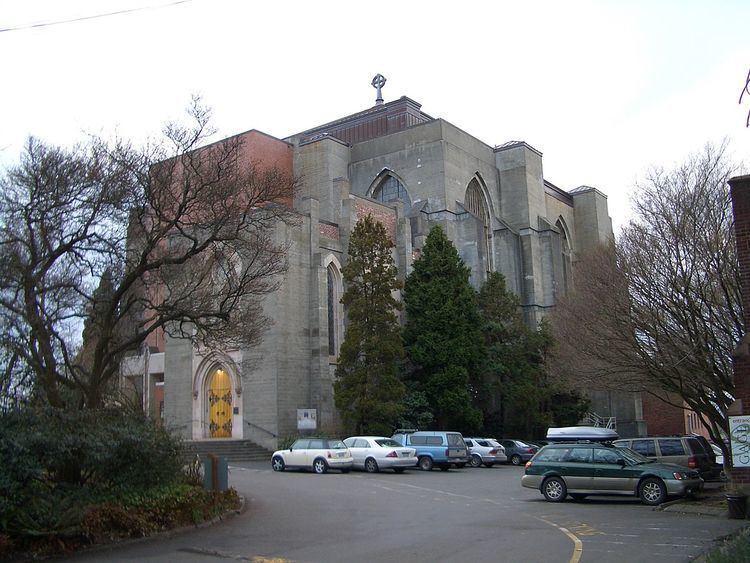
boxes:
[499,439,538,465]
[392,430,469,471]
[710,443,724,466]
[343,436,417,473]
[464,437,507,467]
[612,436,717,480]
[522,442,703,505]
[271,438,353,474]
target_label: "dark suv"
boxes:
[612,436,716,479]
[522,442,703,505]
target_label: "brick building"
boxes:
[730,174,750,483]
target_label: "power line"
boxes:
[0,0,193,33]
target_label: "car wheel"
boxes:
[393,468,405,473]
[418,456,433,471]
[570,494,587,501]
[483,463,494,468]
[542,476,567,502]
[639,477,667,505]
[470,454,482,468]
[271,456,285,472]
[313,458,328,474]
[511,454,522,466]
[365,457,379,473]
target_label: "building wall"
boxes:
[155,100,621,448]
[641,392,685,436]
[729,174,750,484]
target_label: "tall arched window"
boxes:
[464,178,492,273]
[556,218,572,294]
[327,263,342,357]
[372,174,411,212]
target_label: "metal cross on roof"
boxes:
[371,74,386,105]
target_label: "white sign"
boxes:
[729,415,750,468]
[297,408,317,430]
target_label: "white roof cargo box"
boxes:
[546,426,619,442]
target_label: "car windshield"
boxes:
[375,439,401,447]
[515,440,532,448]
[618,447,651,465]
[487,439,501,447]
[328,440,347,449]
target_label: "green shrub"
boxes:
[0,406,185,539]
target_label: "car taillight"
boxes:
[445,448,450,456]
[386,451,398,458]
[688,456,697,468]
[527,448,535,454]
[327,451,332,459]
[489,449,498,454]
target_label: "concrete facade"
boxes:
[129,94,630,449]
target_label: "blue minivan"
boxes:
[392,430,469,471]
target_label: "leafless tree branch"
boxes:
[0,99,299,409]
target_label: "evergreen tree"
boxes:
[333,215,405,435]
[402,225,483,431]
[478,273,587,438]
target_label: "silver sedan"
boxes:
[343,436,418,473]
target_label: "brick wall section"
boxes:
[319,222,340,241]
[352,199,398,243]
[641,392,685,435]
[729,174,750,483]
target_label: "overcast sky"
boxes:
[1,0,748,230]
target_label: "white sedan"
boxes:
[343,436,418,473]
[271,438,353,474]
[464,437,507,467]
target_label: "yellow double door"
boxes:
[208,369,232,438]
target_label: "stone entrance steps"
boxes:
[185,439,273,463]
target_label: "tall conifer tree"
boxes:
[403,225,483,431]
[333,215,405,435]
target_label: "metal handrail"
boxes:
[584,412,617,430]
[245,419,277,438]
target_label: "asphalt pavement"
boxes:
[63,462,748,563]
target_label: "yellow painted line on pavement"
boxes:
[537,516,583,563]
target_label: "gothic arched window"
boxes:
[372,175,411,212]
[327,263,342,357]
[464,178,492,273]
[556,218,572,295]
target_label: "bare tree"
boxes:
[0,100,298,409]
[550,142,742,464]
[741,67,750,127]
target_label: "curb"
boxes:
[658,496,726,517]
[33,494,248,560]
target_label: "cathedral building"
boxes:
[122,79,640,449]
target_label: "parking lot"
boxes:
[68,461,747,563]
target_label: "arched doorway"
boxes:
[207,368,233,438]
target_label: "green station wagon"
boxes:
[522,442,703,505]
